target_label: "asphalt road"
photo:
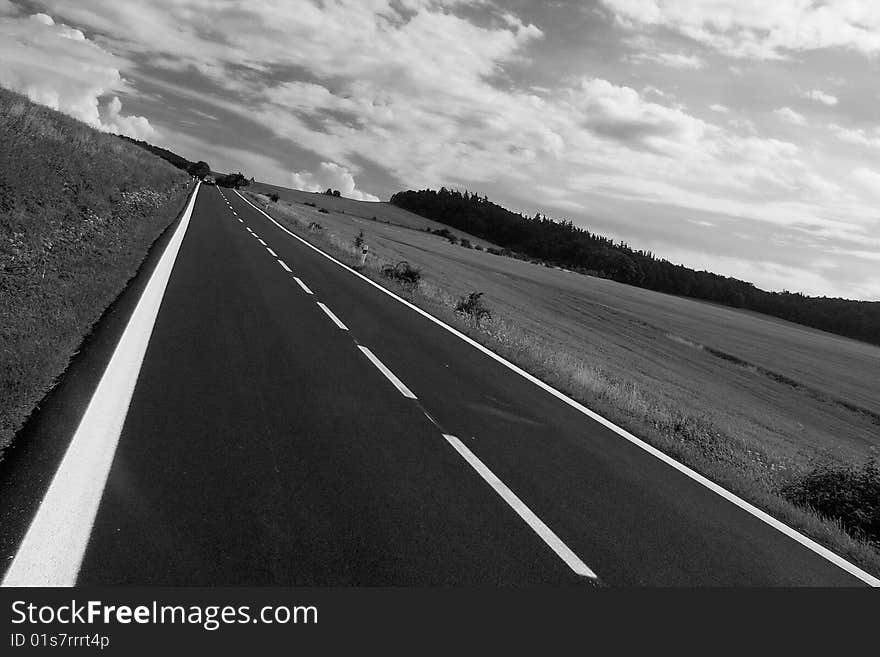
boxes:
[0,184,874,586]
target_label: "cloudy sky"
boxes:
[2,0,880,300]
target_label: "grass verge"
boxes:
[0,88,191,457]
[249,190,880,578]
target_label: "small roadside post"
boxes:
[360,243,369,266]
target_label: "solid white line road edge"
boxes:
[443,434,596,579]
[234,189,879,587]
[317,302,349,331]
[2,183,202,587]
[358,346,417,399]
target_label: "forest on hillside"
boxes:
[390,188,880,346]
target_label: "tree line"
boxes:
[115,136,250,188]
[389,187,880,346]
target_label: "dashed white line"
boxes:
[357,346,417,399]
[258,239,267,246]
[266,247,278,257]
[442,434,596,579]
[234,187,880,588]
[293,277,313,294]
[317,302,349,331]
[278,259,292,272]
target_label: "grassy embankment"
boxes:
[246,188,880,577]
[0,88,191,456]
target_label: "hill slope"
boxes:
[0,87,191,455]
[390,188,880,346]
[250,180,499,248]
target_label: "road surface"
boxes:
[0,183,875,586]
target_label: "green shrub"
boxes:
[381,261,421,289]
[781,455,880,546]
[455,291,491,323]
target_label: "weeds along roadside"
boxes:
[248,191,880,577]
[0,89,192,458]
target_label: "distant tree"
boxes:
[187,160,211,179]
[324,188,334,196]
[116,135,193,172]
[332,189,341,197]
[217,171,249,188]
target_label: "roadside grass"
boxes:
[247,190,880,577]
[0,88,191,457]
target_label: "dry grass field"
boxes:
[249,181,499,248]
[0,88,191,456]
[250,188,880,570]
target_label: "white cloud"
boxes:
[805,89,838,106]
[829,123,880,148]
[13,0,880,298]
[773,107,807,126]
[570,77,708,152]
[601,0,880,59]
[642,85,669,99]
[709,104,729,113]
[631,51,704,69]
[29,1,542,91]
[290,162,380,202]
[852,167,880,195]
[0,12,154,138]
[103,95,155,140]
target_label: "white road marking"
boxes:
[2,183,202,587]
[278,259,292,272]
[233,189,879,587]
[443,434,596,579]
[317,302,348,330]
[266,248,278,257]
[246,227,253,233]
[258,239,267,246]
[357,346,417,399]
[293,277,312,294]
